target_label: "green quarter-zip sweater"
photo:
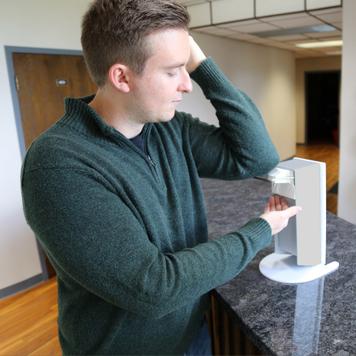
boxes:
[21,58,279,355]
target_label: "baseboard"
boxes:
[0,274,45,300]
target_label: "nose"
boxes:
[178,68,193,93]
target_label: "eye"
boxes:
[167,70,178,77]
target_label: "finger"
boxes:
[265,196,273,212]
[270,195,276,211]
[280,197,289,209]
[275,195,282,211]
[284,206,302,218]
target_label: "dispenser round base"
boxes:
[259,253,339,284]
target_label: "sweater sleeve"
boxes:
[181,57,280,179]
[22,167,272,319]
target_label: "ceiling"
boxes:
[177,0,342,58]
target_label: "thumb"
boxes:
[283,206,302,218]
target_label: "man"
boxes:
[21,0,301,354]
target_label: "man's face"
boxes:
[128,28,193,124]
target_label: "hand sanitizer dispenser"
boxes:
[259,157,339,284]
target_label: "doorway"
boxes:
[303,69,341,214]
[10,49,97,278]
[305,70,341,145]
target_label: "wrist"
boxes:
[187,36,207,73]
[188,55,206,73]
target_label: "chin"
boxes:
[158,112,176,122]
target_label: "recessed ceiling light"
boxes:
[253,24,336,38]
[296,40,343,48]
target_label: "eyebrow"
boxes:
[163,63,186,70]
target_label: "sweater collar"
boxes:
[61,95,151,146]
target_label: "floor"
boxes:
[0,143,339,356]
[0,278,60,355]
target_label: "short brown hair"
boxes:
[81,0,190,87]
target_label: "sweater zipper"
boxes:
[130,125,162,185]
[141,126,161,184]
[103,123,163,185]
[147,154,155,167]
[126,144,162,184]
[146,152,162,185]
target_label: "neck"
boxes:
[89,88,144,139]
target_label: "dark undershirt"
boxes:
[130,128,146,153]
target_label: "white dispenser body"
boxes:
[259,158,339,284]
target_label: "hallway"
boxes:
[296,143,339,214]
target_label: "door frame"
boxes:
[5,46,83,287]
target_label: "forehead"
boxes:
[144,28,190,66]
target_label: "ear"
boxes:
[108,63,131,93]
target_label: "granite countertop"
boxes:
[201,178,356,356]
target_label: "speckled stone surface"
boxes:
[201,178,356,356]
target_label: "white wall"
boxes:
[0,0,92,293]
[338,0,356,224]
[180,32,296,159]
[0,1,296,293]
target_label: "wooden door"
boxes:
[13,53,97,277]
[13,53,97,148]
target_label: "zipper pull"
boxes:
[147,155,156,166]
